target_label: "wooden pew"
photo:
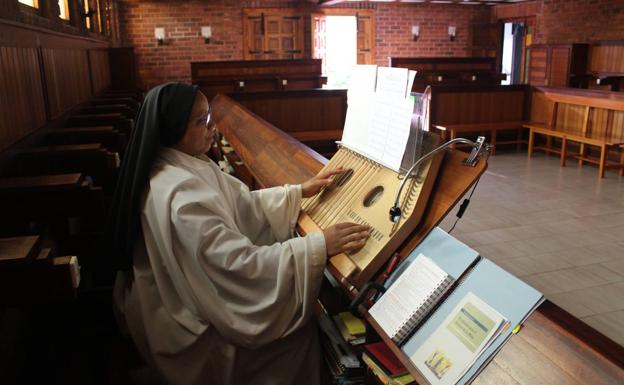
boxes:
[88,97,140,112]
[0,235,79,303]
[65,113,133,135]
[525,86,624,177]
[41,126,128,157]
[192,59,326,101]
[226,89,347,157]
[390,57,506,92]
[6,144,119,190]
[77,104,136,119]
[428,85,529,155]
[210,95,624,385]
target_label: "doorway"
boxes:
[324,16,357,88]
[501,22,525,85]
[312,11,375,88]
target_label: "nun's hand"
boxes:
[301,167,345,198]
[323,223,371,256]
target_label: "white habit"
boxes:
[114,147,327,385]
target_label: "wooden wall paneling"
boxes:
[89,48,111,94]
[590,43,624,75]
[0,46,46,151]
[42,48,93,119]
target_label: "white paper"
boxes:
[369,94,414,171]
[407,70,417,98]
[410,292,507,385]
[342,93,376,155]
[347,64,378,100]
[376,66,410,98]
[369,254,450,340]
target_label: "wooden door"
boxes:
[356,13,374,64]
[312,14,327,74]
[528,45,549,85]
[549,46,572,87]
[245,14,264,60]
[244,10,304,60]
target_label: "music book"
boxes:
[369,254,454,345]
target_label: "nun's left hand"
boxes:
[301,167,346,198]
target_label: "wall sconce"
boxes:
[411,25,420,42]
[448,25,457,41]
[201,26,212,44]
[155,27,165,45]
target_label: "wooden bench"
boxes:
[66,113,133,134]
[7,144,120,190]
[41,126,128,157]
[0,173,106,235]
[88,97,140,112]
[192,59,326,100]
[77,104,136,119]
[428,85,529,155]
[0,235,80,303]
[226,89,347,157]
[390,57,506,93]
[525,87,624,177]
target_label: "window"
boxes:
[84,0,91,29]
[58,0,70,20]
[18,0,38,8]
[96,0,103,33]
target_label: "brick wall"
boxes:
[117,0,492,88]
[535,0,624,44]
[375,4,491,65]
[494,0,624,44]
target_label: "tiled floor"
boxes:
[438,151,624,346]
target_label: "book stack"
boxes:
[333,312,366,346]
[362,342,415,385]
[318,310,365,385]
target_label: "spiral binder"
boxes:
[369,254,455,346]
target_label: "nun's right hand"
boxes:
[322,223,371,257]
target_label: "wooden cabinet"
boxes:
[244,10,304,60]
[527,44,588,87]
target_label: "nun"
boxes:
[109,83,370,385]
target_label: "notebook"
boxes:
[369,254,455,345]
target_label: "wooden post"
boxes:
[560,137,567,167]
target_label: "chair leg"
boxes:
[599,145,607,178]
[528,130,534,157]
[578,143,585,165]
[560,137,567,167]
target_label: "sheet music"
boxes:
[376,67,410,97]
[347,64,378,100]
[341,65,414,172]
[369,94,414,171]
[342,92,375,154]
[407,70,417,97]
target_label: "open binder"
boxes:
[371,227,544,385]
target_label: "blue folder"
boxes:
[394,228,544,385]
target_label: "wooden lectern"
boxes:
[211,94,624,385]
